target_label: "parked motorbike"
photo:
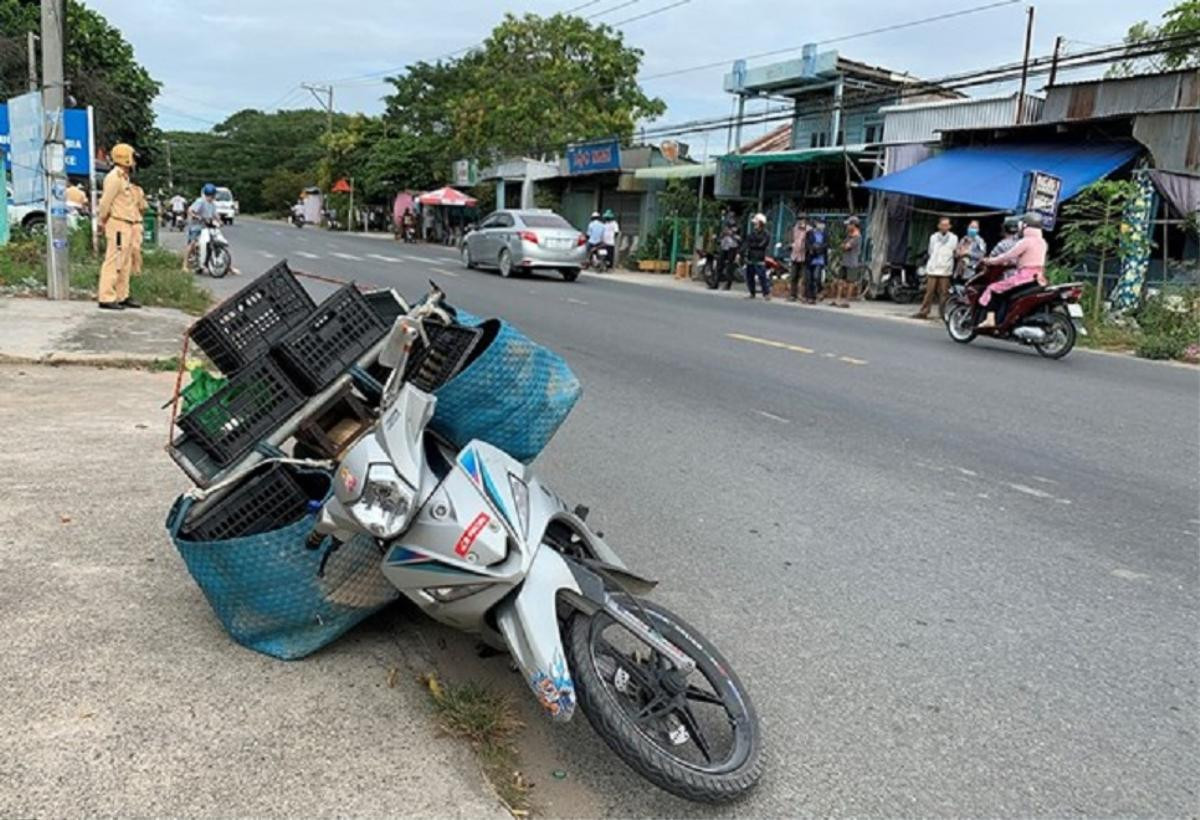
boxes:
[585,244,609,271]
[304,289,763,802]
[944,262,1086,359]
[189,220,232,278]
[879,263,923,304]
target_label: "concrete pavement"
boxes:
[0,364,506,818]
[0,297,192,364]
[188,218,1198,816]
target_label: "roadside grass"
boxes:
[0,228,211,314]
[423,673,533,816]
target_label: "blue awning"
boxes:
[861,140,1143,210]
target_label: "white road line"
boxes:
[1007,483,1055,499]
[429,267,460,277]
[755,410,789,423]
[367,253,403,262]
[403,255,434,263]
[331,252,364,261]
[256,249,274,258]
[295,251,320,259]
[566,297,589,305]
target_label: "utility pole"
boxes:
[27,31,39,92]
[42,0,69,300]
[301,83,334,136]
[1048,35,1064,87]
[1015,5,1036,124]
[164,139,174,192]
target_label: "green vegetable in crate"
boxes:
[180,365,227,413]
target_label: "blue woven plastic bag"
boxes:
[431,313,581,464]
[165,492,398,660]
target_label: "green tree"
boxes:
[1057,180,1141,320]
[260,168,311,214]
[1108,0,1200,76]
[0,0,161,162]
[383,13,664,170]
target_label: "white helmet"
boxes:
[752,213,767,224]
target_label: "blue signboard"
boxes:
[567,139,622,175]
[7,92,44,206]
[0,101,91,177]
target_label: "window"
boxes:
[494,213,515,228]
[520,213,573,229]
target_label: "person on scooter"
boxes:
[988,216,1023,277]
[169,193,187,229]
[977,212,1048,330]
[586,211,605,267]
[742,213,772,300]
[184,183,218,272]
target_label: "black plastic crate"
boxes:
[403,321,488,392]
[181,463,330,542]
[190,261,315,374]
[364,289,405,326]
[272,285,389,395]
[176,357,306,469]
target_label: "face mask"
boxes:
[967,227,979,238]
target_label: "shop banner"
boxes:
[567,139,621,175]
[6,92,44,206]
[715,157,743,199]
[1021,170,1062,230]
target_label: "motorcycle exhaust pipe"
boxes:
[1012,326,1047,343]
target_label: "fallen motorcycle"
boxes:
[169,278,763,803]
[944,262,1086,359]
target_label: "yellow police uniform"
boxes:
[97,166,138,304]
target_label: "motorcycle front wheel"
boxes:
[565,596,763,803]
[946,303,977,343]
[208,246,231,278]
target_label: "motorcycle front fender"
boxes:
[494,547,581,722]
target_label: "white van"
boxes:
[214,187,238,224]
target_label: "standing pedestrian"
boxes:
[130,179,147,276]
[955,219,988,280]
[804,217,829,304]
[912,216,957,320]
[742,213,771,300]
[788,214,809,301]
[96,143,141,311]
[832,216,863,308]
[716,223,740,290]
[602,208,620,270]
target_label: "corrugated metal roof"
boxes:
[738,124,794,154]
[1134,110,1200,174]
[1043,69,1200,120]
[882,94,1043,145]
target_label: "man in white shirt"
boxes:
[912,216,958,320]
[601,208,619,270]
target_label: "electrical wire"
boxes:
[611,0,690,26]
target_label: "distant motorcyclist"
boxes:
[169,193,187,229]
[184,183,218,272]
[585,211,605,265]
[977,213,1048,329]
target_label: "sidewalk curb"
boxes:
[0,352,174,369]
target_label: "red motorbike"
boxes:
[943,262,1087,359]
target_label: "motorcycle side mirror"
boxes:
[379,320,415,371]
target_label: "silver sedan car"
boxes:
[461,209,587,282]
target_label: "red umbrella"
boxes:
[418,186,477,207]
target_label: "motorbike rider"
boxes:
[988,216,1023,277]
[169,193,187,228]
[184,183,219,272]
[585,211,605,265]
[741,213,772,300]
[977,212,1049,330]
[291,199,305,226]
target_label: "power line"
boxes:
[612,0,690,26]
[587,0,640,20]
[639,0,1020,83]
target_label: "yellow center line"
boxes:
[726,332,814,354]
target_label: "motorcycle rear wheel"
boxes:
[565,597,762,803]
[1034,312,1076,359]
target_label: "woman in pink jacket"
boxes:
[978,213,1049,329]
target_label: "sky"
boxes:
[88,0,1178,152]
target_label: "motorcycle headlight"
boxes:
[350,463,416,538]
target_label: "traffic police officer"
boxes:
[130,181,147,276]
[97,142,141,310]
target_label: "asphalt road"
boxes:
[185,218,1198,815]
